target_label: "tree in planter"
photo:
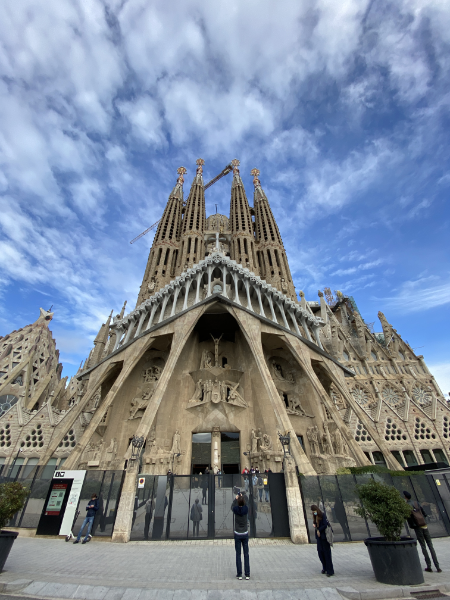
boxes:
[356,478,412,541]
[0,482,29,531]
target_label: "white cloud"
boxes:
[428,362,450,398]
[378,278,450,313]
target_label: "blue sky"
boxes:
[0,0,449,392]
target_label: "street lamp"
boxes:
[278,432,291,457]
[130,435,145,463]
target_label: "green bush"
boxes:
[344,465,423,477]
[0,482,29,530]
[355,478,411,541]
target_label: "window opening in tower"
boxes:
[267,250,273,267]
[187,238,191,254]
[164,248,169,266]
[157,248,162,265]
[274,249,280,268]
[244,238,248,256]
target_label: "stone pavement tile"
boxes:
[303,590,328,600]
[287,591,309,600]
[72,584,109,599]
[257,592,274,600]
[3,579,32,592]
[21,581,48,596]
[37,583,78,599]
[172,590,192,600]
[121,589,144,600]
[272,591,296,600]
[359,590,399,600]
[240,590,259,600]
[139,590,174,600]
[103,587,126,600]
[319,587,345,599]
[189,590,207,600]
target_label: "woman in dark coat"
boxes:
[311,504,334,577]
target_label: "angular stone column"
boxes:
[111,462,139,543]
[283,455,308,544]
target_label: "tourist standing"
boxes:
[257,475,264,502]
[190,498,202,537]
[232,494,250,580]
[201,473,209,505]
[311,504,334,577]
[73,494,99,544]
[403,491,442,572]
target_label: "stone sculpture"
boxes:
[129,390,153,420]
[142,366,162,383]
[171,429,181,454]
[307,425,320,455]
[251,428,260,453]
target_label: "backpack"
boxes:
[324,515,334,546]
[411,501,426,527]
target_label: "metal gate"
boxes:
[129,472,290,540]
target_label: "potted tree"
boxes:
[356,478,423,585]
[0,482,29,572]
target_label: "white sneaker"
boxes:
[236,576,242,580]
[245,576,250,580]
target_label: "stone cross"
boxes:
[177,166,187,185]
[251,168,260,187]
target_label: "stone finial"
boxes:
[251,168,260,187]
[196,159,205,175]
[318,290,324,297]
[336,290,343,299]
[299,290,305,298]
[177,166,187,185]
[231,159,240,175]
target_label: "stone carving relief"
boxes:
[381,385,404,409]
[411,385,432,407]
[105,437,117,464]
[142,366,162,383]
[351,386,377,409]
[330,383,346,410]
[271,360,295,384]
[189,379,247,408]
[82,438,104,464]
[129,390,154,420]
[306,425,320,455]
[278,390,313,417]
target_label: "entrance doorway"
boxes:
[191,433,211,474]
[221,432,240,474]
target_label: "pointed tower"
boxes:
[229,159,258,272]
[137,167,186,305]
[178,159,207,273]
[252,168,296,299]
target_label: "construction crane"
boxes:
[129,163,233,244]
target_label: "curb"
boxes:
[337,583,450,600]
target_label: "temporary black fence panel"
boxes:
[299,473,450,544]
[267,473,289,537]
[130,472,287,540]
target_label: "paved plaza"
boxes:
[0,537,450,600]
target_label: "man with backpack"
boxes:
[403,490,442,572]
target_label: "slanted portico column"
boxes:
[170,285,181,317]
[232,273,241,305]
[283,455,309,544]
[145,302,158,331]
[158,292,170,322]
[111,461,139,543]
[301,315,313,342]
[182,279,191,310]
[123,318,136,345]
[134,309,147,339]
[113,326,125,351]
[276,300,290,329]
[221,264,228,298]
[255,285,266,318]
[266,294,277,322]
[244,279,252,310]
[206,265,213,297]
[288,310,302,337]
[195,272,202,304]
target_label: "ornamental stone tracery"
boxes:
[412,385,432,407]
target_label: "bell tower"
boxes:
[177,159,207,273]
[137,167,185,305]
[252,168,296,299]
[229,159,258,272]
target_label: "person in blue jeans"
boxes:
[232,494,250,580]
[74,494,99,544]
[311,504,334,577]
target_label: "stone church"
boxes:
[0,159,448,482]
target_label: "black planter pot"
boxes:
[364,537,424,586]
[0,530,19,572]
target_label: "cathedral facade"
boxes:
[0,159,448,486]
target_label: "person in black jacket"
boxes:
[403,491,441,572]
[311,504,334,577]
[74,494,99,544]
[232,494,250,580]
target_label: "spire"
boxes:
[136,166,186,305]
[178,159,207,271]
[252,168,296,299]
[229,159,257,272]
[119,300,127,318]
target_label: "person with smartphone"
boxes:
[232,493,250,580]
